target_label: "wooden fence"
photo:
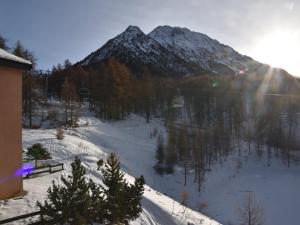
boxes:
[23,163,64,179]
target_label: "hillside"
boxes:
[76,114,300,225]
[0,112,221,225]
[2,108,299,224]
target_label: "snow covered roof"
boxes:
[0,48,32,70]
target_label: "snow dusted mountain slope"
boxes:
[148,25,258,75]
[78,25,265,76]
[80,26,204,77]
[81,26,157,65]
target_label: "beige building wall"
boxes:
[0,66,23,200]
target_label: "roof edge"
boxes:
[0,58,33,71]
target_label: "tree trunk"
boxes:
[184,164,187,186]
[65,104,68,124]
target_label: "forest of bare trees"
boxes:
[154,74,300,192]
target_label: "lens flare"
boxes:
[0,164,33,184]
[14,163,34,177]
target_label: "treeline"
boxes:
[1,33,177,126]
[2,35,87,127]
[154,74,300,191]
[48,58,177,122]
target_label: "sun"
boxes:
[252,29,300,76]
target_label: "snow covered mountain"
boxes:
[149,25,258,75]
[80,26,204,77]
[79,25,262,76]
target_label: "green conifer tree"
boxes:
[26,143,51,167]
[89,180,105,224]
[100,153,145,224]
[96,158,104,170]
[124,176,145,222]
[37,157,95,225]
[0,35,9,50]
[101,153,126,224]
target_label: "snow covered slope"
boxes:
[2,113,299,225]
[0,115,221,225]
[148,26,257,75]
[78,115,300,225]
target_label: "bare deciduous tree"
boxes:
[61,78,79,125]
[237,192,265,225]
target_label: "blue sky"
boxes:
[1,0,299,75]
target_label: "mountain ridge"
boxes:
[80,25,206,77]
[77,25,287,77]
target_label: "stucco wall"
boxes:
[0,66,23,200]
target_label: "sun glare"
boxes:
[253,30,300,76]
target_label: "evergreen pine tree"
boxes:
[97,158,104,170]
[124,176,145,221]
[0,35,9,50]
[13,40,25,57]
[101,153,126,224]
[89,179,105,224]
[26,143,51,167]
[100,153,145,224]
[37,157,94,225]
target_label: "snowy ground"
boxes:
[0,114,220,225]
[1,113,299,225]
[78,115,300,225]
